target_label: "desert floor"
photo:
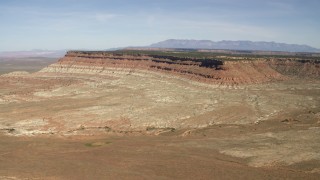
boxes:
[0,61,319,179]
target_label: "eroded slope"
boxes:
[40,51,290,85]
[1,51,320,175]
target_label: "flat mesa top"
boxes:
[67,49,320,62]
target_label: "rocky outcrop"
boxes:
[40,51,320,85]
[269,59,320,78]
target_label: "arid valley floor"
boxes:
[0,51,320,179]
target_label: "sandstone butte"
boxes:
[39,51,320,85]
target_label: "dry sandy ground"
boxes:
[0,122,319,180]
[0,69,320,179]
[0,58,57,75]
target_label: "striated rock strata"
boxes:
[40,51,320,85]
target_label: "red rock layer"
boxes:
[43,51,320,85]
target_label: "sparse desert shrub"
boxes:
[79,125,85,130]
[7,128,15,133]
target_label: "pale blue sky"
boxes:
[0,0,319,51]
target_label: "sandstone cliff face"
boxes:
[40,51,320,85]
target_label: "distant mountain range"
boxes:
[2,40,319,57]
[0,50,66,58]
[149,39,320,53]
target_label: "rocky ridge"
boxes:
[40,51,320,85]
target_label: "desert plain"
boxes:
[0,51,319,179]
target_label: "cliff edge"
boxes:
[40,51,320,85]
